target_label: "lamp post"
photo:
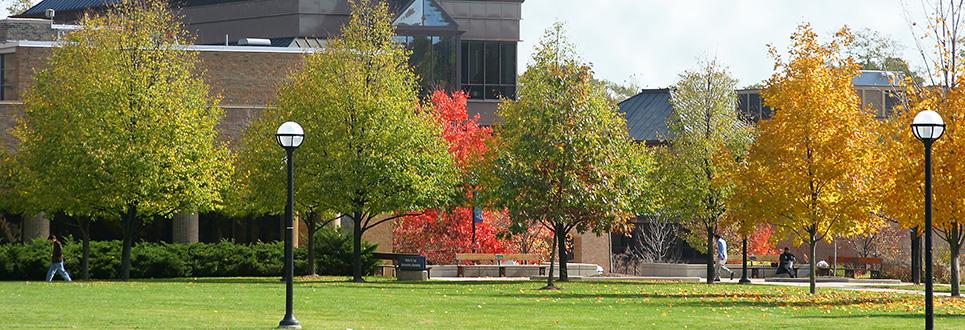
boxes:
[276,121,304,329]
[739,237,751,284]
[911,110,945,330]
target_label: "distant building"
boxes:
[15,0,523,124]
[0,0,523,257]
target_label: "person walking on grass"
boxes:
[46,235,71,282]
[714,234,733,282]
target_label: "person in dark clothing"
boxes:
[776,247,797,278]
[46,235,71,282]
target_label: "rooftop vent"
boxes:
[237,38,271,46]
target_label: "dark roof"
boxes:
[853,70,902,87]
[19,0,253,18]
[21,0,116,17]
[617,88,673,143]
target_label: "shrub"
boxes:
[0,235,380,280]
[0,239,51,280]
[312,227,380,276]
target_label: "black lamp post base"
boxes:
[278,317,301,329]
[738,277,751,284]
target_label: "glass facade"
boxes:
[390,0,518,100]
[396,35,457,92]
[461,40,516,100]
[393,0,455,28]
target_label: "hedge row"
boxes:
[0,227,380,280]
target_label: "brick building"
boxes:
[0,0,614,271]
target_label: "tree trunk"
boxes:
[706,226,715,284]
[912,228,922,285]
[543,226,558,290]
[951,224,961,297]
[306,212,318,276]
[808,237,817,294]
[352,211,364,283]
[119,204,137,281]
[557,225,568,282]
[79,217,91,280]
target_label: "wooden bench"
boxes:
[726,255,781,278]
[831,256,883,278]
[454,253,545,277]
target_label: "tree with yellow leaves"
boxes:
[733,24,882,294]
[880,85,965,297]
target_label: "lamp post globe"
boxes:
[911,110,944,330]
[277,121,303,329]
[276,121,305,149]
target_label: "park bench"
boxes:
[454,253,545,277]
[830,256,882,278]
[727,255,780,278]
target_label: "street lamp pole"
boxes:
[923,138,934,330]
[911,110,945,330]
[739,237,750,284]
[276,121,305,329]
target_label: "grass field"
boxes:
[2,277,964,329]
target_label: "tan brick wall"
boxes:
[574,231,611,272]
[0,103,20,150]
[0,46,308,149]
[362,215,395,254]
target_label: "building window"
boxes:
[884,91,902,118]
[461,40,516,100]
[396,35,457,92]
[0,54,9,101]
[736,91,774,121]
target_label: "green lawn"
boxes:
[1,277,963,329]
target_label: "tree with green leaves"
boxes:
[593,75,643,103]
[482,22,647,290]
[654,60,753,284]
[845,28,921,85]
[13,0,230,281]
[235,0,457,282]
[4,0,34,17]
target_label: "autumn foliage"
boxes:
[394,91,545,264]
[732,25,882,294]
[748,225,780,256]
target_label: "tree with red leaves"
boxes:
[748,224,779,256]
[394,91,546,264]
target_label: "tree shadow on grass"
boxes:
[133,277,364,285]
[796,313,965,320]
[479,292,914,309]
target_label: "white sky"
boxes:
[518,0,927,88]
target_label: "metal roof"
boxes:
[617,88,673,143]
[21,0,254,17]
[22,0,117,16]
[853,70,902,87]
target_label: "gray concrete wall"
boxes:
[0,19,57,42]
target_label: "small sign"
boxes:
[399,256,427,271]
[473,208,484,223]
